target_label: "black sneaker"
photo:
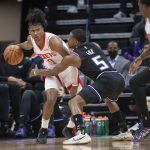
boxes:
[62,126,75,138]
[36,128,48,144]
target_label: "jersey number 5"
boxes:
[92,55,109,71]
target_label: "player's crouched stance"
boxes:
[35,29,133,144]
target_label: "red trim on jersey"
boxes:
[41,75,63,86]
[67,75,84,91]
[78,75,84,87]
[48,59,57,64]
[56,75,63,86]
[40,32,46,50]
[41,76,46,81]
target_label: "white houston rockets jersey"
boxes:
[30,32,69,65]
[145,18,150,43]
[30,32,78,87]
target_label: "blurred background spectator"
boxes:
[113,0,139,19]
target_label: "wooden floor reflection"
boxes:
[0,136,150,150]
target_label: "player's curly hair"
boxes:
[26,8,48,28]
[71,29,86,43]
[139,0,150,6]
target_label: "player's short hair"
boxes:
[26,8,48,28]
[71,29,86,43]
[139,0,150,6]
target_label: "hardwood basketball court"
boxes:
[0,136,150,150]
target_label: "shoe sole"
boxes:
[15,135,27,138]
[112,137,132,141]
[36,139,47,144]
[112,135,132,141]
[63,137,91,145]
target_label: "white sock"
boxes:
[67,118,75,128]
[41,118,50,129]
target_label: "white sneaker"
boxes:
[63,133,91,145]
[129,123,140,131]
[67,6,78,13]
[112,130,132,141]
[113,11,126,19]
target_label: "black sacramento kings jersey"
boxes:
[73,43,116,81]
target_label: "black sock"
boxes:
[112,111,128,133]
[72,114,84,133]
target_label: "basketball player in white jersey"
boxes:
[7,8,82,144]
[129,0,150,141]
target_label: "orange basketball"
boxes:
[3,45,24,65]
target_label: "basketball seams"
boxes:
[10,50,16,65]
[12,50,18,65]
[3,50,11,61]
[3,45,24,65]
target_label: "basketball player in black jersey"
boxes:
[34,29,132,144]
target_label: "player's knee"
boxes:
[46,96,57,107]
[68,99,73,108]
[68,98,76,108]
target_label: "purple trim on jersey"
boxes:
[88,85,102,102]
[96,71,117,79]
[73,52,79,56]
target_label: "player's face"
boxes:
[107,42,119,52]
[107,42,119,58]
[138,1,150,18]
[28,24,44,42]
[67,32,78,49]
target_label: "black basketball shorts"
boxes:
[78,71,125,104]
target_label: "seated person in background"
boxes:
[113,0,139,19]
[1,53,32,92]
[0,54,32,134]
[15,88,65,138]
[0,82,11,137]
[106,41,131,88]
[106,40,147,90]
